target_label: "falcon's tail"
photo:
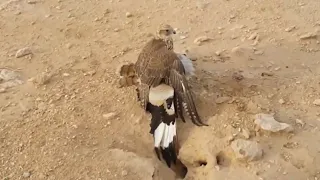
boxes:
[117,63,139,87]
[147,84,188,179]
[177,53,195,77]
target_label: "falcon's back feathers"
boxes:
[135,36,207,126]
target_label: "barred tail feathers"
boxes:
[177,53,195,77]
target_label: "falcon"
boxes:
[118,24,205,126]
[117,24,208,177]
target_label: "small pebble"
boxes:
[27,0,37,4]
[248,32,258,40]
[285,26,296,32]
[103,112,116,120]
[274,67,281,71]
[180,36,187,40]
[121,170,128,176]
[0,88,6,93]
[16,47,32,58]
[23,172,31,178]
[254,50,264,55]
[125,12,132,18]
[214,165,220,171]
[279,99,285,104]
[313,99,320,106]
[242,129,250,139]
[63,73,70,77]
[194,36,211,45]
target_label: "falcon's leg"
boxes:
[136,83,149,110]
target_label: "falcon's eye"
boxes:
[165,29,169,33]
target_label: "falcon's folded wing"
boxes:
[169,59,208,126]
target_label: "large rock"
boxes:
[254,113,293,132]
[231,139,263,162]
[0,69,24,89]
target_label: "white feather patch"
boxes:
[149,84,174,106]
[154,121,176,148]
[177,53,195,76]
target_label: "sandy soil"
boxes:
[1,0,320,179]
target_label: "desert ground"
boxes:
[1,0,320,179]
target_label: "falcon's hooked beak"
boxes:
[173,30,176,34]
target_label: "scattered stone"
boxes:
[196,1,209,10]
[261,72,274,77]
[65,43,73,49]
[248,32,258,40]
[33,72,52,85]
[0,87,6,93]
[285,26,296,32]
[226,135,235,144]
[63,73,70,77]
[274,67,281,71]
[194,36,211,45]
[180,35,187,40]
[232,72,244,81]
[27,0,37,4]
[231,46,254,56]
[313,99,320,106]
[103,112,117,120]
[22,172,31,178]
[15,47,32,58]
[215,96,231,104]
[299,32,317,40]
[231,139,263,162]
[254,50,264,55]
[84,70,96,76]
[215,50,223,56]
[254,113,293,133]
[125,12,133,18]
[283,142,299,149]
[278,99,285,104]
[241,129,250,139]
[214,165,220,171]
[121,170,128,176]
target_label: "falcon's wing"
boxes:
[135,39,177,110]
[169,59,208,126]
[135,39,174,87]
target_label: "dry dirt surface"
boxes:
[1,0,320,179]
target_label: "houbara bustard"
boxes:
[117,24,208,178]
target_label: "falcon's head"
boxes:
[156,24,176,38]
[156,24,176,50]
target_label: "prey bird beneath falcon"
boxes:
[117,24,208,178]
